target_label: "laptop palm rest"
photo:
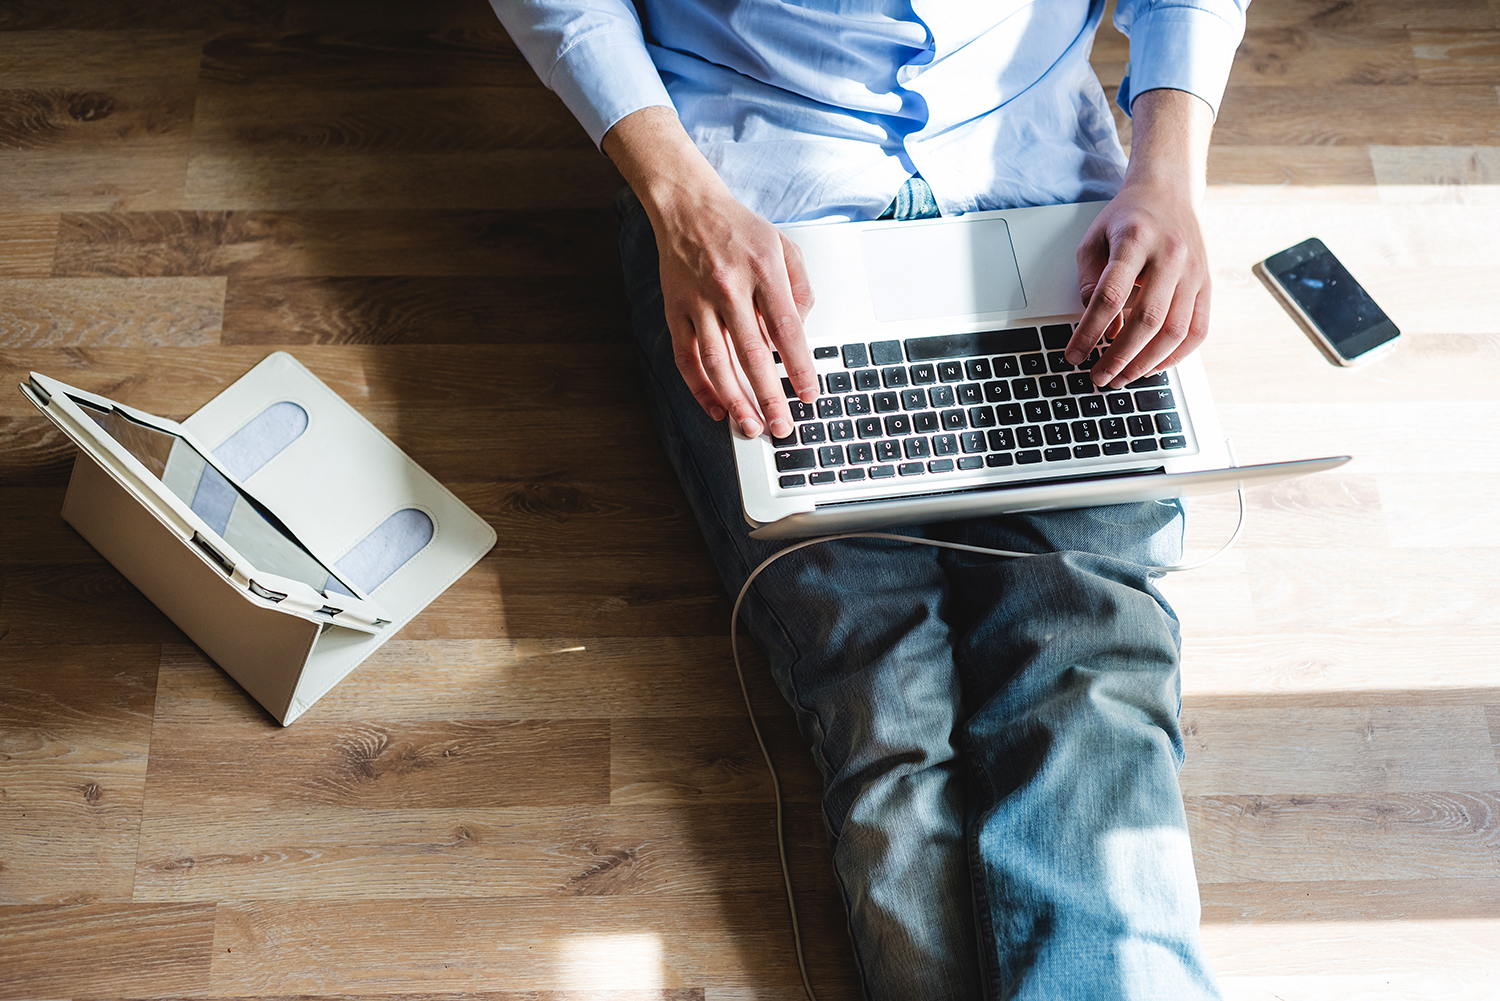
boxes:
[860,217,1027,322]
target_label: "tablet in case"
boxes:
[19,352,497,725]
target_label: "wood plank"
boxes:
[141,718,612,811]
[1243,0,1497,31]
[1202,918,1500,978]
[181,149,624,211]
[0,1,281,30]
[0,902,215,997]
[1369,143,1500,186]
[0,486,88,565]
[0,644,158,904]
[52,208,622,278]
[1412,29,1500,83]
[1214,85,1500,145]
[1201,876,1500,921]
[1206,144,1377,185]
[611,716,822,805]
[220,275,628,345]
[280,0,502,30]
[1177,706,1500,796]
[0,213,57,277]
[0,147,191,212]
[0,84,196,152]
[1188,791,1500,882]
[0,416,79,487]
[0,30,204,89]
[1231,27,1418,86]
[0,560,187,645]
[0,277,223,347]
[191,84,592,152]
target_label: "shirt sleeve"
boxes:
[489,0,675,148]
[1111,0,1250,118]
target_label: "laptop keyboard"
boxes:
[770,323,1189,489]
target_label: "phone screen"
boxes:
[76,399,349,595]
[1273,249,1393,351]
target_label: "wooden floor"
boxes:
[2,1,1498,998]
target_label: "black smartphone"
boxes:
[1253,238,1400,366]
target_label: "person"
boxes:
[491,2,1249,998]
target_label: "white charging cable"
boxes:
[729,481,1248,1001]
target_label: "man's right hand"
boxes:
[603,107,817,441]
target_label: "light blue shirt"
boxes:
[492,0,1248,224]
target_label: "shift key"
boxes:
[775,448,817,471]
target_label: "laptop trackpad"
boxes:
[861,217,1027,322]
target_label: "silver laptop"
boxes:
[733,200,1348,539]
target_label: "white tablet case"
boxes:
[41,352,496,725]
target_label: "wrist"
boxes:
[602,106,731,227]
[1122,88,1212,202]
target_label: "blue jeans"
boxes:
[614,186,1221,1001]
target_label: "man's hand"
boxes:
[1067,88,1215,388]
[604,107,817,440]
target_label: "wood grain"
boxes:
[1215,85,1500,146]
[0,277,224,347]
[0,213,57,277]
[0,902,216,997]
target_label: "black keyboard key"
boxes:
[828,419,854,441]
[1127,415,1155,437]
[941,409,968,430]
[1066,372,1096,396]
[1044,423,1071,445]
[1050,398,1078,420]
[810,470,836,484]
[870,464,896,478]
[965,358,992,380]
[987,428,1015,451]
[1161,435,1187,449]
[933,433,958,455]
[790,400,816,421]
[1073,444,1101,459]
[1100,417,1127,439]
[848,442,874,463]
[779,474,806,487]
[875,440,901,461]
[1016,449,1043,464]
[958,456,985,470]
[1080,396,1108,418]
[937,361,964,382]
[771,429,797,447]
[928,458,955,473]
[1126,371,1169,389]
[993,356,1020,377]
[1019,353,1047,375]
[1102,441,1130,455]
[840,468,866,482]
[1131,438,1159,453]
[883,366,910,388]
[1047,351,1076,373]
[773,351,781,365]
[986,453,1014,467]
[856,417,882,438]
[799,423,827,444]
[845,393,872,415]
[961,431,987,453]
[927,385,956,407]
[826,371,852,393]
[982,380,1010,403]
[903,437,931,459]
[968,405,996,428]
[842,343,869,368]
[1023,401,1051,423]
[898,462,925,476]
[1155,412,1182,433]
[883,414,912,436]
[855,369,881,390]
[813,345,839,359]
[1106,393,1134,414]
[957,382,984,405]
[873,391,900,413]
[818,445,845,467]
[1011,377,1039,399]
[1071,419,1099,442]
[901,388,928,410]
[996,403,1024,425]
[1017,425,1043,448]
[781,377,799,399]
[910,363,937,384]
[1044,447,1070,462]
[870,340,903,365]
[905,327,1041,361]
[817,397,843,419]
[913,411,940,433]
[1134,388,1176,412]
[1040,375,1067,397]
[1040,323,1074,349]
[775,449,816,471]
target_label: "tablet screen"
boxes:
[76,399,345,595]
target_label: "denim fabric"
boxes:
[613,187,1221,1001]
[878,176,942,220]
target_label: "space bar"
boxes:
[905,327,1041,361]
